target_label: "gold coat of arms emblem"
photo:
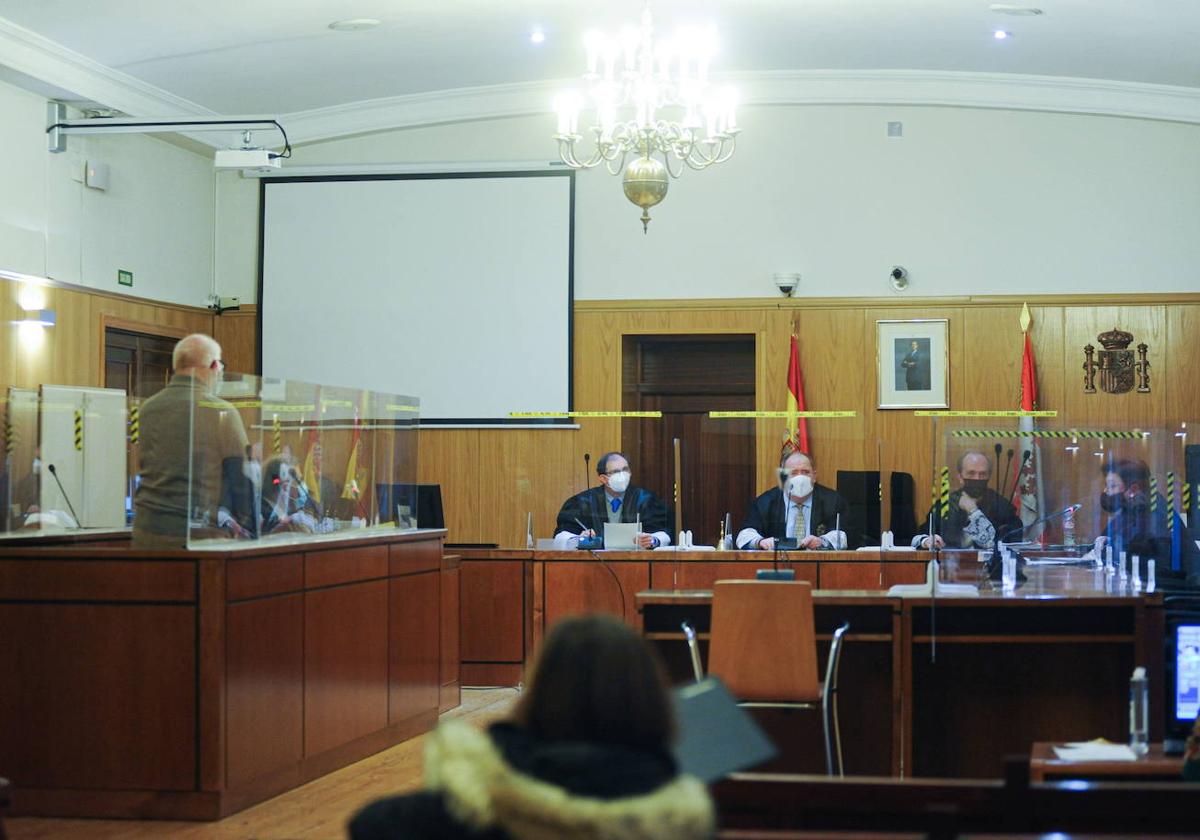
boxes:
[1083,328,1150,394]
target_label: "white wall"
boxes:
[0,79,214,307]
[217,103,1200,302]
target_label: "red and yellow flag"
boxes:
[781,333,810,461]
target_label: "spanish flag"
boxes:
[781,333,810,461]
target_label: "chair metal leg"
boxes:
[823,621,850,777]
[681,621,704,683]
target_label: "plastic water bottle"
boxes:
[1129,666,1149,756]
[1062,505,1076,546]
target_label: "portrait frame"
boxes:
[877,318,949,409]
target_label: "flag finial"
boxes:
[1019,302,1032,334]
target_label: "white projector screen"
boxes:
[259,171,573,422]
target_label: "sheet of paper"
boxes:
[1052,743,1138,762]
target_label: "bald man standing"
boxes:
[133,334,250,547]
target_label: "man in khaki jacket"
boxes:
[133,334,249,547]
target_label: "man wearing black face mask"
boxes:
[1095,458,1176,569]
[913,451,1022,550]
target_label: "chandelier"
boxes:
[553,8,739,232]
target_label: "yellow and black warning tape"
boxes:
[939,466,951,518]
[915,410,1057,417]
[1166,472,1175,531]
[272,415,282,454]
[4,417,14,454]
[709,410,857,419]
[950,429,1149,439]
[128,404,139,445]
[509,411,662,418]
[1150,474,1159,514]
[73,409,83,451]
[385,404,421,414]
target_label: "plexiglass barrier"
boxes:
[1,384,129,535]
[927,416,1199,588]
[180,373,419,548]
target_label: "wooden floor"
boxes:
[8,688,521,840]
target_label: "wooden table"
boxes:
[1029,742,1181,782]
[0,528,457,820]
[456,548,929,686]
[637,566,1164,779]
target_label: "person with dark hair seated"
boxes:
[1095,457,1183,571]
[554,451,672,549]
[349,614,714,840]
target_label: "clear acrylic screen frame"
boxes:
[186,373,419,548]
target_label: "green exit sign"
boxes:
[117,269,133,287]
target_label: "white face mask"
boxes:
[785,473,814,501]
[607,470,631,494]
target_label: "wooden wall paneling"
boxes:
[225,593,304,787]
[958,306,1023,407]
[213,306,258,375]
[0,603,196,790]
[1061,304,1166,429]
[417,429,481,543]
[792,308,872,484]
[388,571,440,724]
[648,560,818,589]
[303,580,389,757]
[1165,304,1200,427]
[478,428,576,548]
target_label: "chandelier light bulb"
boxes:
[552,7,740,232]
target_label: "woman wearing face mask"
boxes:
[1095,458,1177,572]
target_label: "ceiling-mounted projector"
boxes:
[214,148,280,172]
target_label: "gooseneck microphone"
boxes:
[47,464,81,526]
[581,453,591,493]
[999,449,1015,506]
[993,443,1003,501]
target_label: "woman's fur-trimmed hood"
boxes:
[423,721,715,840]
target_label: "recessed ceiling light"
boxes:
[530,28,546,44]
[989,4,1043,15]
[993,29,1012,40]
[328,19,380,32]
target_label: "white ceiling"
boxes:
[0,0,1198,117]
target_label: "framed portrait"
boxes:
[877,319,949,409]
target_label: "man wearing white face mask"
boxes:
[737,451,850,551]
[554,452,671,549]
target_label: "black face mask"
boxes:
[961,479,989,499]
[1100,492,1122,514]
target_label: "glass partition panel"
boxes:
[183,372,419,548]
[1,384,131,536]
[931,415,1187,588]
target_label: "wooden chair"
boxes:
[683,579,849,776]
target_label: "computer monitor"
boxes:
[377,483,445,530]
[1174,625,1200,723]
[1165,622,1200,754]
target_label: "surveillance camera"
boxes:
[773,273,800,297]
[889,266,909,292]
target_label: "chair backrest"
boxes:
[709,579,819,702]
